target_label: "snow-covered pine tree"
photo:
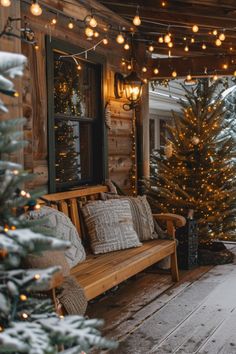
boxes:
[145,79,236,244]
[0,51,117,353]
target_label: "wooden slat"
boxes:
[58,200,69,217]
[72,240,175,300]
[69,198,81,235]
[43,185,108,201]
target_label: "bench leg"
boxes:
[171,249,179,282]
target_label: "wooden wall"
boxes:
[0,0,136,194]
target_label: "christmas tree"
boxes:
[0,51,117,353]
[145,79,236,243]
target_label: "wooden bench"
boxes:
[43,185,186,301]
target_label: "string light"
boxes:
[161,1,167,6]
[172,70,177,78]
[164,33,171,43]
[184,45,189,52]
[103,37,108,45]
[168,42,173,48]
[93,31,99,38]
[234,70,236,76]
[219,32,226,41]
[158,36,164,43]
[68,19,74,29]
[186,73,192,81]
[148,44,154,52]
[213,73,218,80]
[153,68,159,74]
[34,274,41,280]
[85,27,94,37]
[77,64,82,70]
[213,29,218,35]
[192,25,199,33]
[142,66,147,73]
[202,43,206,50]
[215,38,222,46]
[35,203,41,210]
[20,294,28,301]
[191,37,195,43]
[116,33,125,44]
[89,16,97,28]
[127,64,132,70]
[133,6,141,26]
[222,63,228,69]
[0,0,11,6]
[21,313,29,319]
[124,43,130,50]
[30,0,42,16]
[51,16,57,25]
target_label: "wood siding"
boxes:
[1,0,136,194]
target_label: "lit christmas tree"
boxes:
[0,51,116,353]
[146,80,236,244]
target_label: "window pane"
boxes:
[54,52,98,119]
[55,120,92,190]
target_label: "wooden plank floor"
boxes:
[88,246,236,354]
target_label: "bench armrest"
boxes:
[153,213,186,238]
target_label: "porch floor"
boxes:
[87,245,236,354]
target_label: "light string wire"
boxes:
[59,38,105,62]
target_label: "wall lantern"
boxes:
[114,70,143,110]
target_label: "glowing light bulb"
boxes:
[68,20,74,29]
[172,70,177,78]
[191,37,195,43]
[85,27,94,37]
[89,16,97,28]
[124,43,130,50]
[202,43,206,50]
[234,71,236,77]
[230,47,233,51]
[143,78,148,84]
[215,38,222,46]
[168,42,173,48]
[34,274,41,280]
[30,1,42,16]
[161,1,167,6]
[213,29,218,36]
[103,37,108,45]
[158,36,164,43]
[116,33,125,44]
[164,34,171,43]
[133,15,141,26]
[222,63,228,69]
[51,17,57,25]
[77,64,82,70]
[142,66,147,73]
[21,313,28,319]
[148,44,154,52]
[187,74,192,81]
[127,64,132,70]
[192,25,199,33]
[0,0,11,6]
[20,294,27,301]
[184,45,189,52]
[93,31,99,38]
[153,68,159,74]
[219,33,226,41]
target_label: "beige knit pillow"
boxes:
[82,199,142,254]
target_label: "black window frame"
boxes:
[46,37,107,193]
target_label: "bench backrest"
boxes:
[43,185,109,239]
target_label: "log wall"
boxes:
[0,0,136,194]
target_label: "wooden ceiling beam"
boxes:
[143,54,236,79]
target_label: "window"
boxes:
[46,38,105,192]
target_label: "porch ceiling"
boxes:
[97,0,236,78]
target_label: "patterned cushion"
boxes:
[82,199,142,254]
[100,193,159,241]
[24,206,86,268]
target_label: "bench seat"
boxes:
[71,239,177,300]
[43,185,185,301]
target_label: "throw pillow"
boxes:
[81,199,142,254]
[23,206,86,268]
[100,193,161,241]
